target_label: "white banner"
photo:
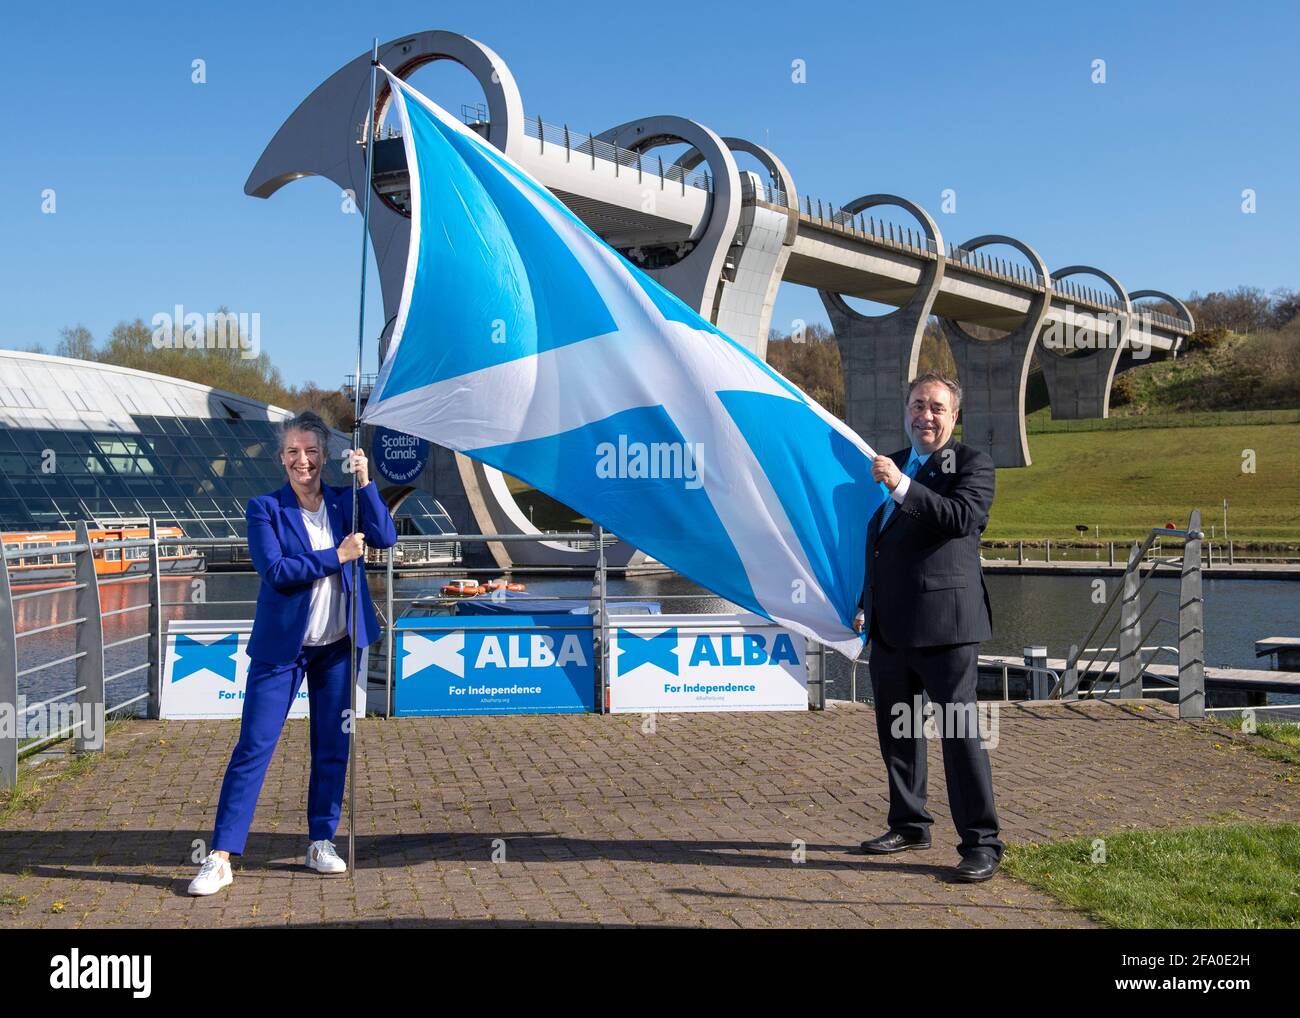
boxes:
[160,620,366,720]
[608,614,808,713]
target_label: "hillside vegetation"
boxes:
[988,424,1300,542]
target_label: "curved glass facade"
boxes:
[0,414,348,538]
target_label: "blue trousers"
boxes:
[211,636,355,856]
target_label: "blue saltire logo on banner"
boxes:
[170,633,239,683]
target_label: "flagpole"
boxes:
[346,36,380,879]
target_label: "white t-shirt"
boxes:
[299,500,348,646]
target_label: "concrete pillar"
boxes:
[1038,265,1132,420]
[819,195,945,453]
[939,235,1049,467]
[671,138,800,358]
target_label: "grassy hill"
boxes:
[1107,324,1300,415]
[991,423,1300,542]
[992,322,1300,542]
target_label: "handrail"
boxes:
[1050,512,1205,718]
[1052,522,1204,698]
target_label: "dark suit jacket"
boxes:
[860,436,994,648]
[245,481,399,665]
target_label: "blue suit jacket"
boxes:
[246,481,399,665]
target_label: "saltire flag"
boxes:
[361,68,886,658]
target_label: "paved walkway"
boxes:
[1,700,1296,928]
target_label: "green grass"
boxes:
[1219,716,1300,768]
[989,423,1300,541]
[504,474,591,531]
[1004,822,1300,928]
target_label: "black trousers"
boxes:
[867,624,1003,861]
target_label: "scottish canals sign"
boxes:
[394,615,596,715]
[609,614,809,713]
[372,426,428,484]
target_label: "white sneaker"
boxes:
[306,839,347,874]
[188,852,233,896]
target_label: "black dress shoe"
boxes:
[953,855,1000,882]
[859,830,932,854]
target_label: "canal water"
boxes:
[11,568,1297,722]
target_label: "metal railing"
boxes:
[521,114,713,193]
[803,201,940,257]
[1,522,829,788]
[1,520,165,788]
[948,244,1047,289]
[982,537,1300,568]
[792,200,1191,333]
[1048,510,1206,717]
[391,107,716,193]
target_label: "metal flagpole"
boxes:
[346,36,380,878]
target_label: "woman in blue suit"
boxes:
[189,411,397,895]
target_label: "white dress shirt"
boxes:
[299,500,348,646]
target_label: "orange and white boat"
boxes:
[1,525,205,585]
[482,577,526,593]
[438,577,528,596]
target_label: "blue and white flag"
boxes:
[362,70,885,658]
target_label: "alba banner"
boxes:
[608,614,809,713]
[160,620,367,720]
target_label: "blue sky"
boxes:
[2,0,1297,387]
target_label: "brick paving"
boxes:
[1,700,1296,928]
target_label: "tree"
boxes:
[56,325,96,360]
[1184,287,1274,334]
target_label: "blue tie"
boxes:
[879,456,920,531]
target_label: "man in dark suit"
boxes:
[852,372,1003,882]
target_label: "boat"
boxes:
[439,577,528,596]
[482,577,527,593]
[439,578,484,596]
[1,525,205,585]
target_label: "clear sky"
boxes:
[2,0,1297,387]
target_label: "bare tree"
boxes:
[56,325,96,360]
